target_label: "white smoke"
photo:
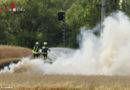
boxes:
[99,11,130,75]
[0,58,46,74]
[1,11,130,75]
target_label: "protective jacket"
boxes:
[42,46,50,54]
[32,44,40,54]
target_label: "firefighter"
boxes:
[41,42,50,60]
[32,42,40,58]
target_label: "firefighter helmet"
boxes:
[43,42,47,45]
[35,42,39,45]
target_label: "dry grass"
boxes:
[0,45,130,90]
[0,45,32,69]
[0,74,130,90]
[0,45,32,59]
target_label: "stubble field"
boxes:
[0,74,130,90]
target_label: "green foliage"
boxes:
[66,0,101,47]
[121,0,130,16]
[16,31,38,48]
[0,0,129,48]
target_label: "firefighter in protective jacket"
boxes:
[32,42,40,58]
[41,42,50,59]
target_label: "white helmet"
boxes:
[44,42,47,45]
[35,42,39,44]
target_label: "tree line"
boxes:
[0,0,129,48]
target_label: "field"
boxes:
[0,45,32,59]
[0,74,130,90]
[0,45,130,90]
[0,45,32,69]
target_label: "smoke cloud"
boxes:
[1,11,130,75]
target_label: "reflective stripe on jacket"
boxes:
[32,45,40,54]
[32,50,39,54]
